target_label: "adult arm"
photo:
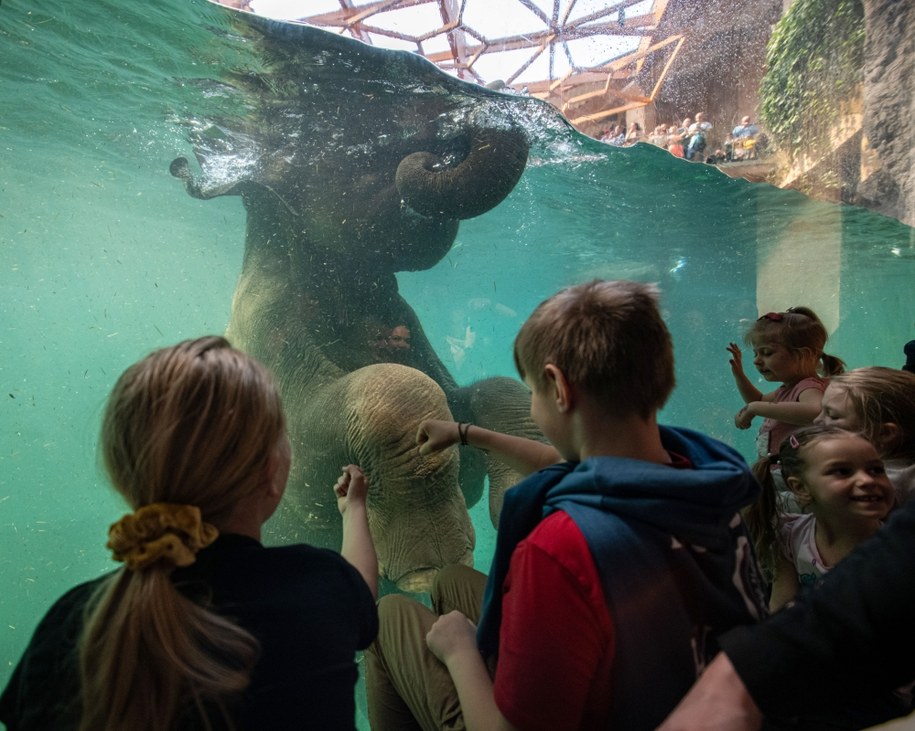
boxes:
[417,419,560,476]
[334,465,378,599]
[724,500,915,717]
[655,653,763,731]
[659,501,915,730]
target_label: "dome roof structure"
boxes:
[233,0,683,134]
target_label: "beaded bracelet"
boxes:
[458,421,471,446]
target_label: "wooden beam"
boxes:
[243,0,689,135]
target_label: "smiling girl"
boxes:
[769,425,894,611]
[815,366,915,505]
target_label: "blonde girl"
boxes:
[0,337,378,730]
[815,366,915,505]
[768,425,894,611]
[728,307,846,461]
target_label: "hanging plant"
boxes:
[760,0,864,157]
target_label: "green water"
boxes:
[2,0,914,725]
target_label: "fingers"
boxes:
[416,421,430,448]
[416,420,441,456]
[414,419,462,458]
[333,470,350,498]
[334,465,366,498]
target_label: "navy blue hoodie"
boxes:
[477,425,768,731]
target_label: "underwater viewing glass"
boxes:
[2,1,913,727]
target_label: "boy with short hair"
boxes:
[366,279,767,731]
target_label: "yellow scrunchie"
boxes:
[107,503,218,571]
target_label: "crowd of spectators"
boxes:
[598,112,768,165]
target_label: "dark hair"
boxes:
[513,280,675,419]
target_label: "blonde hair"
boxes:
[514,280,675,419]
[78,336,286,731]
[745,306,846,377]
[829,367,915,461]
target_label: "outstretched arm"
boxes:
[416,419,560,477]
[334,465,378,599]
[661,500,915,729]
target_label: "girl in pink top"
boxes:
[727,306,845,578]
[728,306,845,458]
[769,425,893,611]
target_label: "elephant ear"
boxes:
[395,126,528,220]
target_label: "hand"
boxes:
[734,406,754,430]
[334,464,368,516]
[426,610,478,665]
[416,419,460,456]
[727,342,745,378]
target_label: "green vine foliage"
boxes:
[760,0,864,158]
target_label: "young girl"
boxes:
[728,306,845,466]
[0,337,378,730]
[767,425,894,611]
[815,366,915,505]
[730,307,845,566]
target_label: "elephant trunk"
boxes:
[395,126,529,220]
[169,156,219,200]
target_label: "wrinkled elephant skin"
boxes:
[171,9,539,593]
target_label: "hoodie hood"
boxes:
[546,425,759,550]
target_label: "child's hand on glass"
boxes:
[727,342,745,377]
[416,419,460,456]
[333,464,368,515]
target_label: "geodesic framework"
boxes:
[235,0,685,134]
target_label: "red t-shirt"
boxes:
[493,510,615,730]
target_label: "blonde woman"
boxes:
[0,336,378,730]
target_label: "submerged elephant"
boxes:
[171,9,542,592]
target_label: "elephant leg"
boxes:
[284,363,475,594]
[453,377,546,527]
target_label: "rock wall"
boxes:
[854,0,915,226]
[646,0,914,228]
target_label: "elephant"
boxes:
[170,9,544,593]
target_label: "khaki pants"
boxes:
[365,565,489,731]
